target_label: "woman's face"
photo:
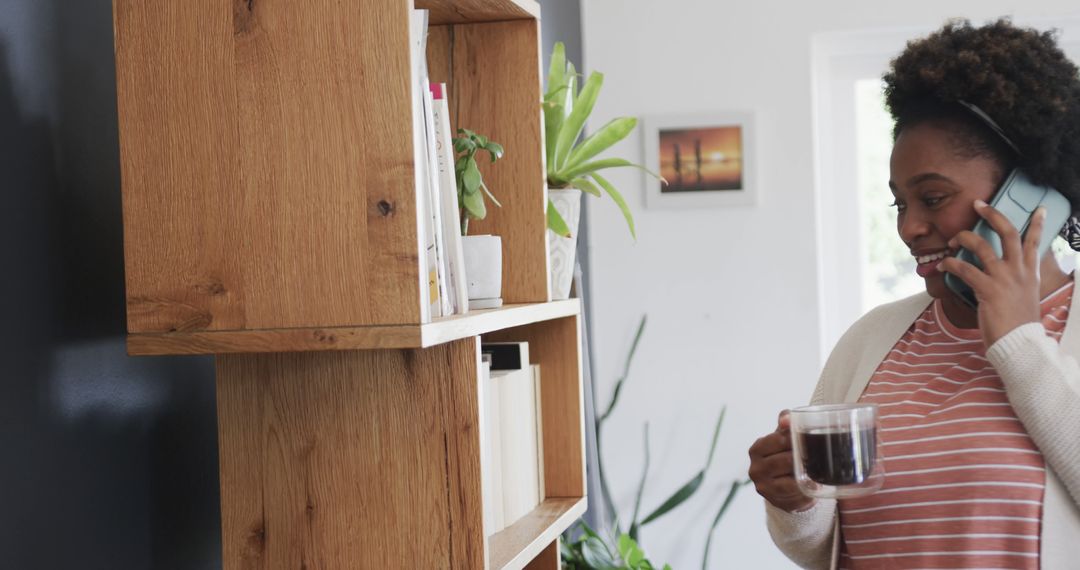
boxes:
[889,123,1004,299]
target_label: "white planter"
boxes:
[462,234,503,309]
[547,188,582,300]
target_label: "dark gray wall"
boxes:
[0,0,582,568]
[1,0,220,568]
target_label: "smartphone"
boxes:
[944,169,1071,307]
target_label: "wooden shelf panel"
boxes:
[420,0,540,25]
[127,299,581,355]
[489,497,586,570]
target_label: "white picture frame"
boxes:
[642,111,756,208]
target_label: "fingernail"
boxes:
[936,262,944,271]
[974,199,988,208]
[1039,206,1048,219]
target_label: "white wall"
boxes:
[580,2,1080,568]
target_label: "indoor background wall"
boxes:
[580,1,1080,568]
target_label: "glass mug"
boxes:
[790,404,884,499]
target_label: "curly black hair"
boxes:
[883,19,1080,207]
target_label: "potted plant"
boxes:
[454,128,505,310]
[544,42,663,300]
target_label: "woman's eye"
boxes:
[890,200,906,213]
[923,196,944,207]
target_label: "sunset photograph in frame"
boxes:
[643,112,756,208]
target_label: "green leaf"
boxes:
[618,534,645,567]
[704,407,727,468]
[640,471,704,526]
[591,172,636,240]
[702,479,750,570]
[628,423,650,541]
[484,141,504,161]
[563,117,638,172]
[599,315,646,423]
[559,157,664,185]
[463,157,481,194]
[546,42,567,99]
[547,200,571,237]
[582,536,618,569]
[570,177,603,197]
[453,136,475,154]
[553,70,603,173]
[544,98,566,175]
[462,187,486,220]
[640,410,726,527]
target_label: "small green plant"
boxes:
[543,42,664,239]
[453,128,504,235]
[562,523,671,570]
[562,315,750,570]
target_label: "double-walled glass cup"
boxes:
[790,404,884,499]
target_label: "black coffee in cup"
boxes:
[797,427,877,486]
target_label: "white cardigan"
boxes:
[766,291,1080,569]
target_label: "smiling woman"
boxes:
[750,18,1080,570]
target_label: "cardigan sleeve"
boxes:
[986,322,1080,507]
[763,358,839,569]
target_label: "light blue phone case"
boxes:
[944,169,1071,307]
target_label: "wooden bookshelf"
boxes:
[127,299,581,355]
[112,0,585,568]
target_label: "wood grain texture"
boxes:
[216,343,477,569]
[420,0,540,25]
[485,316,585,498]
[114,0,421,333]
[523,539,560,570]
[490,498,585,570]
[449,20,550,304]
[126,299,581,355]
[440,337,488,569]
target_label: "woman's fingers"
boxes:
[937,255,992,293]
[749,430,790,460]
[948,230,1004,274]
[1023,207,1047,270]
[973,199,1024,262]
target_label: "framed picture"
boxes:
[643,111,756,208]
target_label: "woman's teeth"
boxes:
[916,251,949,264]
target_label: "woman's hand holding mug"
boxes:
[748,411,815,513]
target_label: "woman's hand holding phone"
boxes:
[936,199,1046,348]
[748,411,816,513]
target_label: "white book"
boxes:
[494,366,541,527]
[478,359,495,537]
[486,363,504,533]
[431,83,469,315]
[409,6,440,321]
[532,364,545,505]
[421,85,451,316]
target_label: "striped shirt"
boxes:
[838,281,1073,569]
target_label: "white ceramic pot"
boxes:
[547,188,582,300]
[462,234,503,307]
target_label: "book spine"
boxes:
[431,83,470,315]
[422,86,451,316]
[408,7,434,322]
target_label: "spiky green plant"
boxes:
[561,315,750,569]
[543,43,664,240]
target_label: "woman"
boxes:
[748,19,1080,568]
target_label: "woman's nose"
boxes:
[898,211,931,243]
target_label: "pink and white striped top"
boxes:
[838,281,1073,569]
